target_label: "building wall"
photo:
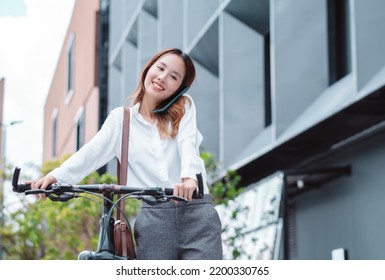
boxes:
[108,0,385,170]
[108,0,385,259]
[355,0,385,91]
[43,0,100,162]
[293,130,385,260]
[285,0,385,260]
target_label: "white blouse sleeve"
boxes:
[48,107,124,184]
[176,95,206,181]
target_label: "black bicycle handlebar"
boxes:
[12,167,204,202]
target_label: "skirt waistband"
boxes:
[141,194,213,208]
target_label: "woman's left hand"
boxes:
[174,177,197,201]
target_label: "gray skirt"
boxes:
[134,194,223,260]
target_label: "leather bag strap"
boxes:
[117,107,130,221]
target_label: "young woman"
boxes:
[31,48,223,260]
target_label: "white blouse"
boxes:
[49,94,209,193]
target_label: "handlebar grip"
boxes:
[196,173,204,198]
[12,167,21,188]
[165,173,204,199]
[13,183,55,194]
[163,190,199,199]
[13,183,31,193]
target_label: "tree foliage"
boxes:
[201,152,243,205]
[201,152,249,259]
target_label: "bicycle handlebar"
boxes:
[12,167,204,203]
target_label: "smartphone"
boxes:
[153,86,189,113]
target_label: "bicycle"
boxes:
[11,167,204,260]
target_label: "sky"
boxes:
[0,0,75,178]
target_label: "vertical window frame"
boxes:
[51,109,58,158]
[65,33,75,105]
[74,107,85,151]
[327,0,351,85]
[264,32,272,127]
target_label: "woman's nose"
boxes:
[157,72,167,82]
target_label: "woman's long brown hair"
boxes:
[127,48,196,138]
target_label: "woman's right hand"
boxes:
[29,175,58,200]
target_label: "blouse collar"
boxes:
[131,102,158,126]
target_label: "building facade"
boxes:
[43,0,102,162]
[107,0,385,260]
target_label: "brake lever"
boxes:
[139,188,188,203]
[48,193,75,202]
[140,196,157,206]
[163,195,188,203]
[128,194,158,205]
[25,189,76,202]
[25,189,54,195]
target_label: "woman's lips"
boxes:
[152,81,164,90]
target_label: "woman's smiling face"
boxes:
[144,53,186,105]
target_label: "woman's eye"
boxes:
[170,75,177,81]
[157,66,164,71]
